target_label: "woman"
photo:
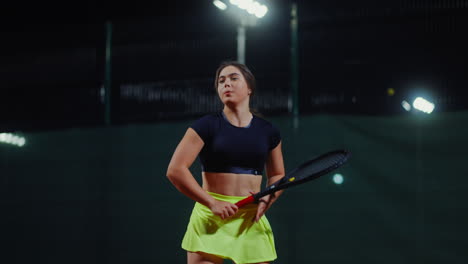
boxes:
[166,61,285,264]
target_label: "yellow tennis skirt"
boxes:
[182,192,277,264]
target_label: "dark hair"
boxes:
[214,61,263,117]
[214,61,256,96]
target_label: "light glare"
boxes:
[333,174,344,185]
[0,133,26,147]
[213,0,227,10]
[228,0,268,18]
[254,5,268,18]
[18,137,26,147]
[238,0,251,10]
[401,100,411,111]
[413,97,435,114]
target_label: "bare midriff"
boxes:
[202,172,263,197]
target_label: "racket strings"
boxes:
[294,153,348,180]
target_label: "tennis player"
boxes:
[167,61,285,264]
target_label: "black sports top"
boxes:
[190,111,281,175]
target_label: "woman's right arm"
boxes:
[166,128,238,218]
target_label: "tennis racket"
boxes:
[235,149,351,208]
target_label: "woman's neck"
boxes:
[222,106,253,127]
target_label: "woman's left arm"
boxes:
[252,141,285,222]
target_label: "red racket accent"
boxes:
[235,195,255,207]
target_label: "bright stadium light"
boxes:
[213,0,227,10]
[253,3,268,18]
[413,97,435,114]
[230,0,268,18]
[0,133,26,147]
[401,100,412,111]
[214,0,269,64]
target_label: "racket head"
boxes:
[282,149,350,188]
[257,149,351,198]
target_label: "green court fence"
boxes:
[2,111,468,263]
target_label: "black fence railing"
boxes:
[118,77,291,122]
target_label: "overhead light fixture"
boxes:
[214,0,269,63]
[213,0,227,10]
[229,0,268,18]
[401,100,412,111]
[413,97,435,114]
[0,133,26,147]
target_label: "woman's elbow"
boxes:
[166,167,176,180]
[166,166,184,182]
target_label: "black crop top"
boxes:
[190,112,281,175]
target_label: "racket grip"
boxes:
[235,195,255,208]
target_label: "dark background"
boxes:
[2,1,468,264]
[2,0,467,131]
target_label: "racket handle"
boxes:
[235,195,255,208]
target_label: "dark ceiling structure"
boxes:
[1,0,467,131]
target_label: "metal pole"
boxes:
[104,21,112,125]
[290,3,299,128]
[237,24,246,64]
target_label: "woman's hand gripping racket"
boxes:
[235,149,351,208]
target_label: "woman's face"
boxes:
[217,65,251,106]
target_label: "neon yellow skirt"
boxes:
[182,192,277,264]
